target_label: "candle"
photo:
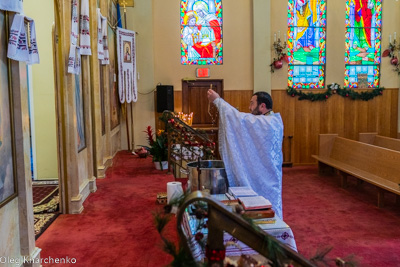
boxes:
[274,33,277,42]
[284,34,287,42]
[389,34,392,43]
[395,32,397,41]
[278,30,281,39]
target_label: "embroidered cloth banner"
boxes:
[0,0,23,13]
[116,27,137,103]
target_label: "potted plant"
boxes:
[144,126,168,170]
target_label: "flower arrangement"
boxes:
[143,126,168,165]
[270,36,289,73]
[382,39,400,74]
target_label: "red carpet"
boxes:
[36,152,400,266]
[283,166,400,266]
[36,151,178,267]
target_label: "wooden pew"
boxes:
[312,134,400,207]
[359,132,400,152]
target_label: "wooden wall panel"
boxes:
[223,90,254,112]
[293,100,321,164]
[273,88,398,164]
[174,91,182,112]
[272,92,295,164]
[156,89,398,164]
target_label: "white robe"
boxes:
[213,98,284,219]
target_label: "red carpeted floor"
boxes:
[36,152,400,266]
[282,166,400,266]
[36,151,178,267]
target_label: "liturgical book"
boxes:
[238,196,272,210]
[228,186,258,198]
[244,208,275,219]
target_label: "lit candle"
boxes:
[274,33,277,42]
[390,34,392,43]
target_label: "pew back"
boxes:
[330,137,400,184]
[359,133,400,152]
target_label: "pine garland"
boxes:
[287,83,384,101]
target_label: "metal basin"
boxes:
[186,160,228,194]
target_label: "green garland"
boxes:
[287,84,384,101]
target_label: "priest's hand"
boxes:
[207,89,220,103]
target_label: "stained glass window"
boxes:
[287,0,326,89]
[180,0,223,65]
[344,0,382,88]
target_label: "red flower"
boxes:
[144,126,154,146]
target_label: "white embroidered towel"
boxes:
[8,14,40,65]
[68,45,81,75]
[101,15,109,65]
[26,17,39,65]
[80,0,92,55]
[68,0,80,74]
[97,8,104,60]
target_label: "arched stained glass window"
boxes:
[180,0,223,65]
[344,0,382,88]
[287,0,326,89]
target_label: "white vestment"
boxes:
[214,98,284,219]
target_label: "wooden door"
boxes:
[182,79,223,127]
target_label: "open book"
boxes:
[228,186,258,198]
[238,196,272,210]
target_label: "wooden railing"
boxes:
[176,191,316,266]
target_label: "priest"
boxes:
[207,89,284,219]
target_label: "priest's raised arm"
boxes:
[207,89,284,219]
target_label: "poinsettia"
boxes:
[144,126,154,146]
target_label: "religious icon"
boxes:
[123,41,132,63]
[0,58,18,207]
[180,0,223,65]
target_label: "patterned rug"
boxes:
[32,184,58,206]
[32,184,60,239]
[34,213,59,239]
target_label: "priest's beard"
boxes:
[251,105,263,115]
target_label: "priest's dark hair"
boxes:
[253,91,273,110]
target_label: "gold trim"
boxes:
[89,40,98,178]
[53,0,69,213]
[51,17,64,214]
[119,0,134,7]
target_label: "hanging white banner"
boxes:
[116,27,137,103]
